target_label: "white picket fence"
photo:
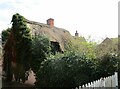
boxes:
[75,72,118,89]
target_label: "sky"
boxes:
[0,0,119,42]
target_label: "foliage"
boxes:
[2,13,119,86]
[34,49,118,87]
[1,28,11,45]
[32,35,118,87]
[31,35,51,73]
[96,54,118,78]
[2,13,32,82]
[95,54,120,88]
[35,52,90,87]
[11,13,32,70]
[2,28,12,81]
[65,37,97,59]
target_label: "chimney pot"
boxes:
[47,18,54,27]
[75,30,79,37]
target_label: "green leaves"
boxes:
[31,35,51,73]
[35,50,118,87]
[2,13,118,86]
[11,13,32,65]
[2,28,11,45]
[65,37,97,59]
[35,52,91,87]
[2,13,32,82]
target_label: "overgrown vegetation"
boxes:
[31,35,51,73]
[35,49,119,88]
[65,37,97,59]
[2,13,119,88]
[2,13,32,82]
[2,28,11,45]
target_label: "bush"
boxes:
[97,54,118,78]
[35,52,118,88]
[35,52,95,87]
[31,35,51,73]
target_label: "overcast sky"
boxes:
[0,0,119,42]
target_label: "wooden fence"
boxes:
[0,76,1,89]
[75,72,118,89]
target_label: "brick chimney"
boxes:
[75,30,79,37]
[47,18,54,27]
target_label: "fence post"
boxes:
[115,72,118,89]
[73,72,118,89]
[75,87,78,89]
[0,76,2,89]
[79,86,82,89]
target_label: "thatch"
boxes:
[95,37,118,57]
[26,19,74,51]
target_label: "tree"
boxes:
[31,35,51,73]
[35,46,118,88]
[1,28,11,45]
[3,13,32,82]
[11,13,32,82]
[65,37,97,59]
[2,28,13,82]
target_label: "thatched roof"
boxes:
[26,19,74,51]
[95,37,118,57]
